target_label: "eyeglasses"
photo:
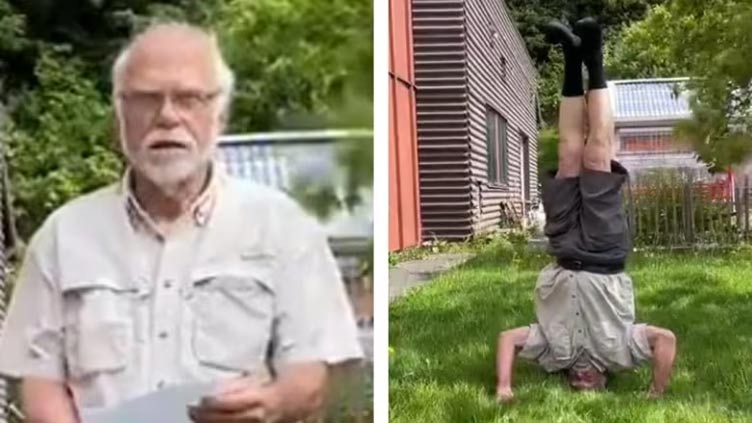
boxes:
[117,89,222,118]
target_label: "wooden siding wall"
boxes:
[389,0,422,251]
[464,0,538,233]
[412,0,473,240]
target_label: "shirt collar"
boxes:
[120,163,224,234]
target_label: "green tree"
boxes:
[588,0,752,171]
[212,0,372,132]
[4,47,121,240]
[212,0,373,220]
[537,126,560,173]
[671,0,752,171]
[604,4,691,79]
[1,0,373,240]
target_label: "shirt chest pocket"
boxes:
[61,279,138,380]
[189,261,276,372]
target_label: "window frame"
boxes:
[485,106,509,186]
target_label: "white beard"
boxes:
[137,156,206,198]
[120,130,215,199]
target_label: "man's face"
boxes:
[568,367,607,391]
[116,32,225,189]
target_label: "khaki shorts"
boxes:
[518,264,653,373]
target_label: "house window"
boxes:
[486,107,509,185]
[619,131,690,154]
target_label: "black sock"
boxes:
[584,49,606,90]
[562,47,584,97]
[575,17,607,90]
[544,20,584,97]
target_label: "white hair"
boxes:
[111,22,235,115]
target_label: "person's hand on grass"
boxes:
[647,385,664,400]
[496,386,515,404]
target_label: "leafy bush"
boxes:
[5,46,122,240]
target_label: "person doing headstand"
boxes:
[495,17,677,403]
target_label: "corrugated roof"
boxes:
[610,78,691,121]
[216,143,289,190]
[215,132,373,240]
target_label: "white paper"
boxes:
[81,382,214,423]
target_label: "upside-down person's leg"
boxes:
[544,20,587,179]
[577,17,613,172]
[541,21,586,247]
[645,325,677,398]
[559,96,587,178]
[496,327,530,403]
[572,17,632,262]
[582,87,613,171]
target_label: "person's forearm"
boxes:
[496,327,529,391]
[496,326,529,394]
[21,377,78,423]
[268,362,329,422]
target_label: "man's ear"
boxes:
[110,111,122,151]
[110,110,128,166]
[219,108,230,130]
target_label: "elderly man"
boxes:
[495,18,677,402]
[0,23,363,422]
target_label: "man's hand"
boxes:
[21,377,79,423]
[189,377,281,423]
[189,362,328,423]
[496,386,515,404]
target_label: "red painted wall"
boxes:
[389,0,421,251]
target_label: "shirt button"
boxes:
[163,279,173,289]
[157,381,165,389]
[575,312,580,316]
[159,331,169,339]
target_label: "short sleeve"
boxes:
[0,232,66,381]
[270,223,364,367]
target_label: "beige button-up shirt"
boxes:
[0,165,363,411]
[519,264,652,373]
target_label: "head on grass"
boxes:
[567,361,607,391]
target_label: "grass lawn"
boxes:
[389,238,752,423]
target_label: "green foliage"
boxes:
[388,231,531,266]
[290,179,343,221]
[600,0,752,170]
[604,4,691,79]
[654,0,752,170]
[506,0,667,68]
[0,1,27,53]
[212,0,372,133]
[537,125,560,173]
[536,49,564,126]
[0,0,373,241]
[506,0,666,125]
[5,46,122,239]
[206,0,374,220]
